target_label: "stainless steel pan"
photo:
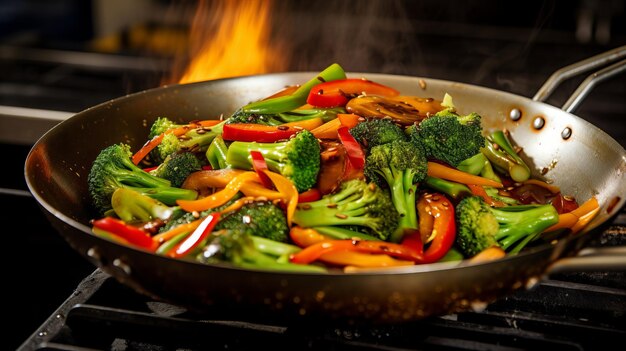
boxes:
[25,47,626,323]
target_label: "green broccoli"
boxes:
[292,179,399,241]
[197,229,327,272]
[225,130,320,192]
[214,201,289,242]
[364,140,428,240]
[482,130,531,182]
[349,118,408,154]
[423,176,471,200]
[148,117,226,164]
[408,109,485,167]
[87,143,198,214]
[111,188,184,224]
[226,107,344,125]
[148,117,182,139]
[455,196,559,257]
[150,152,202,187]
[206,135,230,170]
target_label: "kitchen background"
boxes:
[1,0,624,349]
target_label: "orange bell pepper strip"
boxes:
[152,218,202,244]
[240,182,285,200]
[289,227,414,268]
[261,169,298,226]
[177,171,260,212]
[427,162,503,188]
[337,113,361,128]
[290,239,423,264]
[545,196,599,233]
[280,117,324,131]
[468,246,506,264]
[311,118,341,139]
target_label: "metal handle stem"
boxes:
[547,246,626,274]
[532,45,626,111]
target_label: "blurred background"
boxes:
[1,0,624,348]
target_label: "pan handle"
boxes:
[546,246,626,274]
[532,45,626,113]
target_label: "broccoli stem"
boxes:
[482,131,531,182]
[242,63,347,114]
[206,135,230,169]
[226,141,287,172]
[251,236,301,257]
[424,176,471,199]
[313,226,380,241]
[457,153,488,175]
[131,186,197,206]
[493,204,559,251]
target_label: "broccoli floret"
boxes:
[149,119,226,164]
[482,130,531,182]
[349,118,408,154]
[214,201,289,242]
[292,179,399,241]
[150,152,202,187]
[408,109,485,167]
[149,117,183,139]
[87,143,197,214]
[197,229,326,272]
[364,140,427,240]
[455,196,559,257]
[111,188,184,224]
[226,107,344,126]
[225,130,321,192]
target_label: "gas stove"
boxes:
[3,1,625,349]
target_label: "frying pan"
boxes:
[25,47,626,323]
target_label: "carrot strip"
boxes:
[132,134,164,165]
[427,162,503,188]
[571,196,599,218]
[468,184,506,207]
[571,206,601,234]
[324,251,415,268]
[240,182,285,200]
[177,172,260,212]
[523,179,560,194]
[281,117,324,131]
[468,246,506,264]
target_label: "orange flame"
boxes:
[175,0,286,84]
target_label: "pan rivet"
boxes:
[532,116,545,130]
[87,247,100,260]
[561,127,572,140]
[509,108,522,121]
[113,258,132,276]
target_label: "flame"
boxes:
[175,0,286,84]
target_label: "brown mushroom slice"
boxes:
[346,95,443,126]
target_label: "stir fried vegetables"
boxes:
[86,63,600,272]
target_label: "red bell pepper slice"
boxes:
[169,212,221,258]
[289,239,423,264]
[250,150,274,190]
[222,123,298,142]
[298,188,322,203]
[337,127,365,170]
[92,217,156,250]
[306,78,401,108]
[412,193,457,263]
